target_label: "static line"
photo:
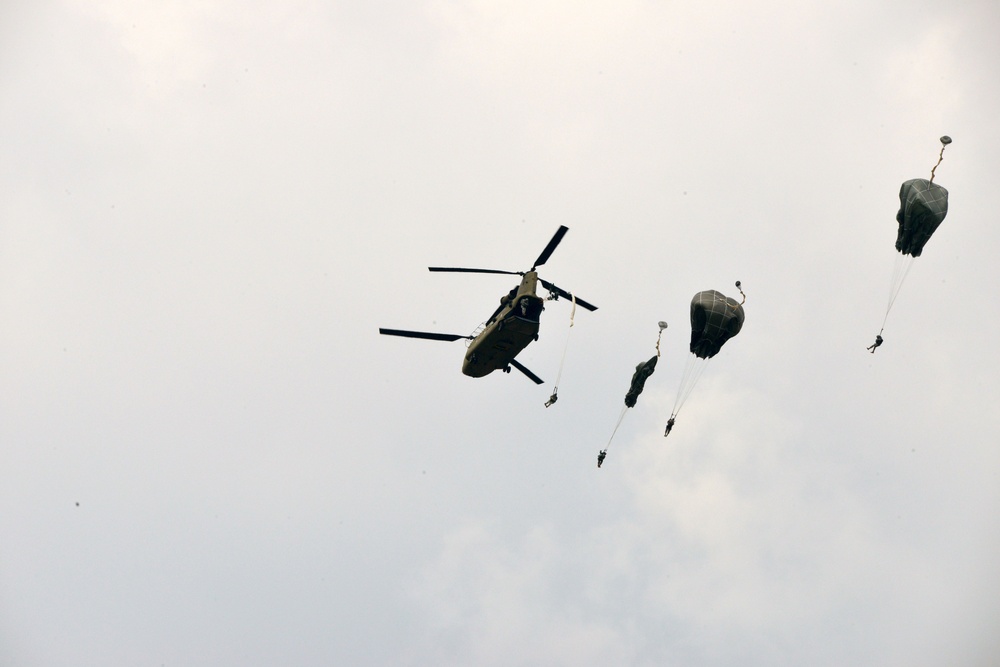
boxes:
[545,294,577,407]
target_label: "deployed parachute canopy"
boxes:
[667,283,746,436]
[689,289,745,359]
[895,178,949,257]
[871,136,954,352]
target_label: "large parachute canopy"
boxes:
[895,178,949,257]
[689,290,745,359]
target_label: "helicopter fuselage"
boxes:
[462,271,544,378]
[379,224,596,385]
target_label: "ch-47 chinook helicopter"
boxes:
[379,225,597,384]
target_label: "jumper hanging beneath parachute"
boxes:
[598,322,668,468]
[666,283,745,436]
[871,136,952,352]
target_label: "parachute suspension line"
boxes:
[604,404,629,450]
[544,294,577,407]
[929,135,952,184]
[670,354,710,418]
[881,254,916,331]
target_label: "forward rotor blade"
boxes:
[538,278,598,311]
[428,267,521,275]
[509,359,544,385]
[379,328,472,342]
[531,225,569,269]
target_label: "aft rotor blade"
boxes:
[428,267,521,275]
[539,278,598,311]
[509,359,544,385]
[531,225,569,269]
[379,328,472,342]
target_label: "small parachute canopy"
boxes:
[624,355,657,408]
[689,290,745,359]
[896,178,949,257]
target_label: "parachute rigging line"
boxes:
[881,253,916,332]
[545,293,577,407]
[603,405,629,450]
[670,353,710,417]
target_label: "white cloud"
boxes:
[2,0,998,665]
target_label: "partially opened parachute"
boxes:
[599,322,668,466]
[624,355,658,408]
[689,290,745,359]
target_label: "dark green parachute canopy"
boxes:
[689,290,745,359]
[896,178,949,257]
[624,355,657,408]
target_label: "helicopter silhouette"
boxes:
[379,225,597,384]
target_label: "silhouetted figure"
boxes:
[597,449,607,468]
[868,334,884,353]
[664,417,676,437]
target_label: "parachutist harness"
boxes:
[544,293,576,407]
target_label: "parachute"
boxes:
[624,356,658,408]
[872,136,952,351]
[689,290,745,359]
[599,322,667,467]
[895,179,949,257]
[666,283,745,435]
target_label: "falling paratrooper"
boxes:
[598,321,668,468]
[665,282,746,436]
[871,136,952,353]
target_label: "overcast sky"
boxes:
[2,0,999,665]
